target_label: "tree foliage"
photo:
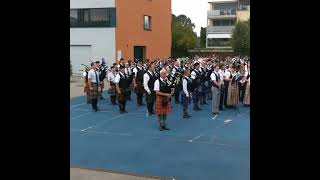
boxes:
[171,14,197,58]
[230,20,250,56]
[200,27,206,48]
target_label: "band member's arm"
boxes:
[87,71,94,90]
[190,71,196,80]
[133,68,138,87]
[143,73,151,94]
[210,73,221,88]
[154,80,170,97]
[114,74,121,94]
[182,78,189,97]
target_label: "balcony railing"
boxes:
[207,9,237,19]
[207,26,234,33]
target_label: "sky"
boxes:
[172,0,210,37]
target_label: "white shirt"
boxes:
[182,76,190,97]
[191,70,198,80]
[107,71,116,83]
[143,70,153,94]
[224,69,231,80]
[218,69,225,81]
[154,78,166,91]
[88,69,100,83]
[82,71,87,77]
[133,66,143,77]
[210,71,220,82]
[114,72,125,84]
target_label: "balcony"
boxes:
[207,26,234,33]
[207,9,236,19]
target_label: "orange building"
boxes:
[116,0,172,62]
[70,0,171,73]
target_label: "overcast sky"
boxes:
[172,0,209,37]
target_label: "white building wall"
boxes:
[70,0,116,70]
[70,28,116,68]
[70,0,115,9]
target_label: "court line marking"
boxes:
[70,103,86,108]
[71,129,249,148]
[71,129,132,136]
[188,120,231,142]
[212,114,218,120]
[71,112,91,120]
[71,109,113,113]
[80,114,126,131]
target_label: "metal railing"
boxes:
[207,26,235,33]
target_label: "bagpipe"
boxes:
[167,66,182,88]
[98,64,108,81]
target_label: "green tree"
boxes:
[171,14,197,58]
[200,27,206,48]
[230,20,250,56]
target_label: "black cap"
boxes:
[95,61,100,64]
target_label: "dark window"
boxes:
[70,8,116,28]
[144,15,151,30]
[70,10,78,22]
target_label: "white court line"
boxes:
[212,114,218,120]
[71,129,131,136]
[70,103,86,108]
[71,109,112,113]
[80,114,125,131]
[71,112,91,120]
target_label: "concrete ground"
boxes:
[70,76,161,180]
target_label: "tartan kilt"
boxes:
[181,93,191,106]
[155,95,171,114]
[135,83,145,94]
[192,89,200,102]
[146,91,156,103]
[203,81,210,94]
[90,83,100,99]
[116,89,127,101]
[108,84,116,96]
[227,82,239,106]
[243,83,250,105]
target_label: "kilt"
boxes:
[203,81,210,94]
[116,89,127,101]
[135,83,145,94]
[227,82,239,106]
[192,89,200,102]
[90,83,100,99]
[146,91,156,103]
[108,84,116,96]
[181,93,191,106]
[243,82,250,105]
[155,95,171,114]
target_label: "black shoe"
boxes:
[197,107,202,111]
[193,107,199,111]
[140,103,145,106]
[163,126,170,130]
[204,102,208,105]
[120,110,125,114]
[183,115,189,119]
[159,126,164,131]
[123,110,128,113]
[186,114,192,118]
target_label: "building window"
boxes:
[207,38,230,47]
[144,15,151,30]
[70,8,116,28]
